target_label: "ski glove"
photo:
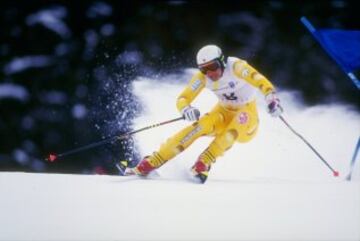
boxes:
[265,92,283,117]
[181,106,200,122]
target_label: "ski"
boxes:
[194,171,208,183]
[116,159,160,178]
[116,159,208,183]
[115,160,130,176]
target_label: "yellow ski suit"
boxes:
[146,56,276,168]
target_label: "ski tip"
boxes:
[345,173,352,181]
[196,171,208,184]
[116,160,129,175]
[333,170,339,177]
[115,163,123,174]
[120,160,129,168]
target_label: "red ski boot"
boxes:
[134,157,157,175]
[117,156,156,176]
[191,158,211,183]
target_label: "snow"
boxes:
[116,51,144,65]
[3,55,54,75]
[39,90,67,105]
[0,173,359,241]
[1,72,359,241]
[132,72,360,181]
[12,149,30,165]
[26,6,71,39]
[83,30,99,60]
[0,83,29,101]
[86,2,113,18]
[100,24,115,37]
[72,103,88,119]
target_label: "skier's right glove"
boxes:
[265,92,283,117]
[181,106,200,122]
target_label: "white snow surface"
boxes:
[1,70,359,241]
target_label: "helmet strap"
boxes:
[218,55,226,70]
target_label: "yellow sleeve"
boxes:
[176,72,206,112]
[233,59,275,95]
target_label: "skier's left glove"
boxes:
[265,92,283,117]
[181,106,200,122]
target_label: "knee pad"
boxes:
[224,129,238,147]
[216,129,238,152]
[205,129,238,160]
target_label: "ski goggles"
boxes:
[198,60,221,74]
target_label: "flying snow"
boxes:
[131,69,360,181]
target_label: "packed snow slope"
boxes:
[1,172,359,241]
[1,71,359,241]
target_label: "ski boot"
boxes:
[117,156,156,176]
[191,158,211,184]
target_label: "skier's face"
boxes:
[206,68,223,81]
[199,60,223,81]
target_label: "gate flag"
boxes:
[301,16,360,89]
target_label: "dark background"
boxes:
[0,0,359,175]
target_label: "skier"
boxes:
[119,44,283,183]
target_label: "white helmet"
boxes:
[196,45,225,72]
[196,45,225,68]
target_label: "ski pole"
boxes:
[279,115,339,177]
[346,136,360,181]
[46,116,184,162]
